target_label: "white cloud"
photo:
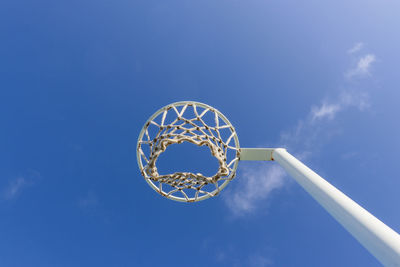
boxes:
[311,91,370,122]
[357,54,376,73]
[2,177,30,200]
[224,164,285,216]
[347,42,364,54]
[311,102,341,121]
[78,191,98,209]
[2,170,41,200]
[248,253,273,267]
[341,151,358,160]
[202,238,274,266]
[339,91,370,111]
[346,54,376,78]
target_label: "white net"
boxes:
[137,101,240,202]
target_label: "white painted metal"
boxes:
[239,148,274,161]
[267,148,400,266]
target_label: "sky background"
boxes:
[1,0,400,266]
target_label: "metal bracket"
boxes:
[239,148,276,161]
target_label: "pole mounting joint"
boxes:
[239,148,284,161]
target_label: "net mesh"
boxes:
[137,101,240,202]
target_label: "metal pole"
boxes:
[269,148,400,266]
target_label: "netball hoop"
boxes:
[136,101,240,202]
[136,101,400,266]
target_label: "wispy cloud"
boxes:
[311,102,341,121]
[312,46,374,122]
[311,91,370,123]
[2,177,29,199]
[2,170,40,200]
[346,54,376,78]
[78,191,98,210]
[224,164,285,216]
[224,43,377,216]
[248,253,273,267]
[347,42,364,54]
[203,238,273,267]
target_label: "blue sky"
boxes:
[1,0,400,266]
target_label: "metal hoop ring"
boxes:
[136,101,240,202]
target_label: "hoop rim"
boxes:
[136,101,240,202]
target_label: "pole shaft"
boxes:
[272,148,400,266]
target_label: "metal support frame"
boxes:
[240,148,400,266]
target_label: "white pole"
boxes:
[271,148,400,266]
